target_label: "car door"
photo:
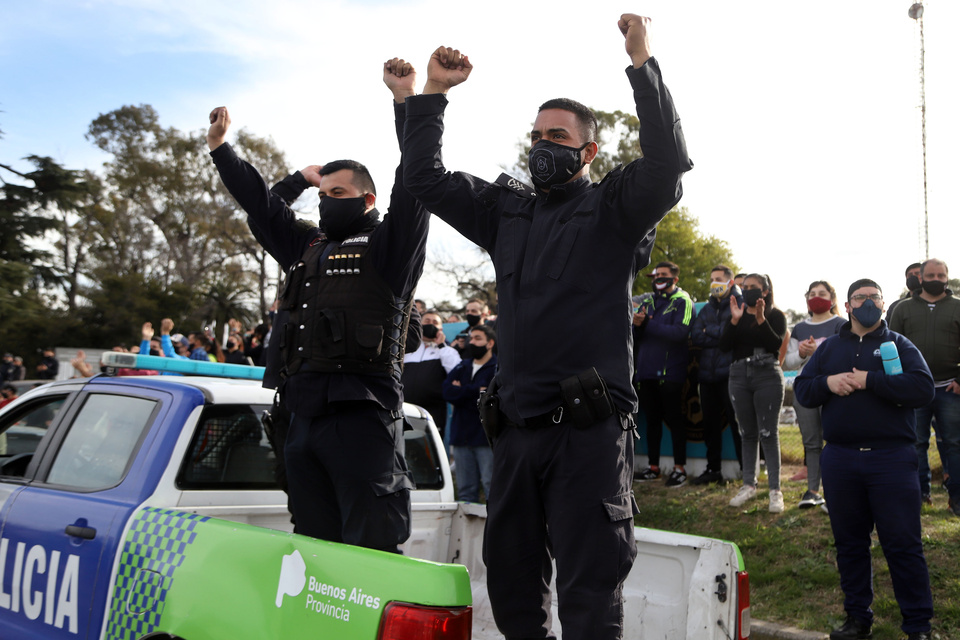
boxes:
[0,387,168,639]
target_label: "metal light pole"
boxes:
[909,2,928,259]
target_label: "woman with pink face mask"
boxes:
[783,280,846,510]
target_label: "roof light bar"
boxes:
[100,352,265,381]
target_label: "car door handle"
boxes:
[65,525,97,540]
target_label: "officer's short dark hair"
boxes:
[654,261,680,277]
[905,262,922,275]
[470,324,496,343]
[711,265,733,279]
[319,160,377,196]
[538,98,598,143]
[847,279,882,300]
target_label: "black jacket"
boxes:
[690,294,735,382]
[402,59,691,422]
[212,103,428,415]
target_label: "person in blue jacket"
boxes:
[442,325,497,503]
[795,278,935,640]
[633,261,694,487]
[689,264,742,484]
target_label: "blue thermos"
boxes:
[880,341,902,375]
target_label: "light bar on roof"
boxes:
[100,352,265,381]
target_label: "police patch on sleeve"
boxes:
[494,173,537,199]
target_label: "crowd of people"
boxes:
[630,259,958,517]
[627,257,955,640]
[0,349,57,383]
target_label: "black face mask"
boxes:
[465,313,482,327]
[906,274,921,292]
[528,140,590,191]
[318,196,368,240]
[422,324,439,339]
[921,280,946,297]
[468,343,489,360]
[742,288,763,308]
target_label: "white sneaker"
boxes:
[769,490,784,513]
[729,485,757,507]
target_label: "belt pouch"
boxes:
[559,367,615,429]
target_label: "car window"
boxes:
[0,395,67,478]
[404,413,443,490]
[46,394,157,490]
[178,404,277,489]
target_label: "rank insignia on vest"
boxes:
[495,173,537,199]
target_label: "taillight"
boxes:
[377,602,473,640]
[737,571,750,640]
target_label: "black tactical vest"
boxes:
[278,232,412,380]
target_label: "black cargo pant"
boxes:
[483,412,637,640]
[636,378,687,467]
[699,377,742,471]
[285,401,413,552]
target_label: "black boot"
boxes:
[830,615,872,640]
[905,632,931,640]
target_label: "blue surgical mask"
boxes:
[851,299,882,328]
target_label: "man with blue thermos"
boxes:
[795,278,935,640]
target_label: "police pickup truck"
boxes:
[0,354,749,639]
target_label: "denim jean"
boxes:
[915,387,960,500]
[793,402,824,493]
[452,444,493,503]
[728,357,784,490]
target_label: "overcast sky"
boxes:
[3,0,958,314]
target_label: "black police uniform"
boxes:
[211,102,428,552]
[402,58,692,639]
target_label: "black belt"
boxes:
[518,406,568,429]
[733,353,776,366]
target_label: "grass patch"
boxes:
[633,462,960,640]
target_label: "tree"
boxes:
[87,105,243,289]
[0,158,61,289]
[425,246,498,315]
[638,206,738,302]
[0,154,89,364]
[0,107,305,357]
[83,105,295,330]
